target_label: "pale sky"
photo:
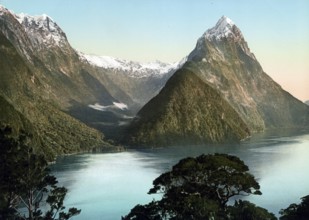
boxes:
[1,0,309,101]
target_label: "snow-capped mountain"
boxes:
[1,4,308,148]
[0,5,185,140]
[79,52,185,78]
[204,16,236,40]
[15,13,68,48]
[186,16,309,131]
[126,15,309,146]
[189,16,255,62]
[0,5,35,60]
[78,52,186,108]
[79,53,183,109]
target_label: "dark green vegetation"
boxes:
[122,154,277,220]
[0,126,80,219]
[125,69,250,147]
[123,154,309,220]
[279,195,309,220]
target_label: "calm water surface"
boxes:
[51,130,309,219]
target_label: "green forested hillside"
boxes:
[0,32,115,159]
[125,69,250,147]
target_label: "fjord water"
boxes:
[51,130,309,219]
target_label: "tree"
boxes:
[228,200,277,220]
[279,195,309,220]
[0,126,80,220]
[121,201,163,220]
[123,154,262,220]
[0,126,22,218]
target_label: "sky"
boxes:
[1,0,309,101]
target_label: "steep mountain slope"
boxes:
[0,5,179,139]
[0,20,114,158]
[0,6,132,140]
[124,16,309,147]
[125,68,250,147]
[0,6,118,107]
[0,95,39,141]
[186,16,309,131]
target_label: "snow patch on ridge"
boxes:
[79,52,185,78]
[14,12,67,47]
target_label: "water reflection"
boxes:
[50,130,309,219]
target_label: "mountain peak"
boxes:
[205,16,236,40]
[0,4,6,10]
[13,12,67,47]
[0,5,10,15]
[15,13,53,24]
[188,16,256,61]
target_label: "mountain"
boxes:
[0,6,129,156]
[75,50,183,138]
[0,30,115,159]
[0,5,178,146]
[124,16,309,147]
[186,16,309,131]
[78,52,183,112]
[2,4,307,150]
[125,68,250,147]
[305,100,309,106]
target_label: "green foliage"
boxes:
[125,69,250,147]
[228,200,277,220]
[279,195,309,220]
[121,201,163,220]
[149,154,261,208]
[0,126,80,220]
[123,154,263,220]
[45,187,81,220]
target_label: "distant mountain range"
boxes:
[0,5,308,153]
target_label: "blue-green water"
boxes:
[51,130,309,219]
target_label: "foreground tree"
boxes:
[123,154,265,220]
[279,195,309,220]
[228,200,277,220]
[0,126,80,219]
